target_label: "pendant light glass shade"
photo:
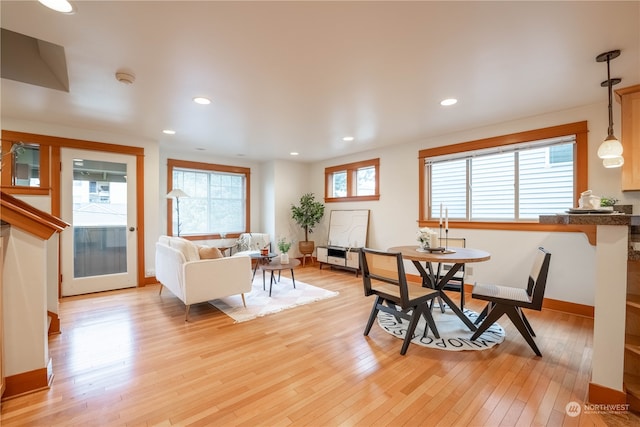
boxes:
[597,134,623,159]
[603,155,624,168]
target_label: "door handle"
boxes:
[129,227,136,232]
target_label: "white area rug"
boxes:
[377,305,505,351]
[210,276,339,323]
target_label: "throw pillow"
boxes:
[172,237,200,261]
[199,246,223,259]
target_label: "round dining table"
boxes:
[388,245,491,331]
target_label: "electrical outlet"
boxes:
[466,266,474,276]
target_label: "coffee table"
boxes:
[260,258,301,297]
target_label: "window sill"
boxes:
[418,220,596,245]
[325,195,379,203]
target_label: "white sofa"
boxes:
[155,235,252,321]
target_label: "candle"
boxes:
[439,203,443,225]
[445,208,448,230]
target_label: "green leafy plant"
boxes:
[291,193,325,242]
[600,197,618,207]
[277,237,292,253]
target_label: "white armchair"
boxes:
[234,232,271,256]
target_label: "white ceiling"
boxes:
[1,1,639,162]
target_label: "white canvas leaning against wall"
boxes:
[327,210,370,249]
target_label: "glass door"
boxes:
[60,149,137,296]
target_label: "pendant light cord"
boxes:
[607,56,614,138]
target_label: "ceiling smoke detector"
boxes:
[115,71,135,85]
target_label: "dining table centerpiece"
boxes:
[416,227,438,251]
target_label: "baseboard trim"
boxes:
[405,274,594,318]
[588,382,627,405]
[47,310,61,335]
[141,275,158,286]
[2,358,53,400]
[542,297,594,318]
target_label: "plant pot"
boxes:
[280,253,289,264]
[299,240,315,256]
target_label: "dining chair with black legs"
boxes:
[361,248,440,355]
[470,247,551,356]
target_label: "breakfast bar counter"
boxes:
[539,212,639,407]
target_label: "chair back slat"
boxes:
[365,251,400,281]
[361,249,409,306]
[436,237,466,274]
[527,247,551,309]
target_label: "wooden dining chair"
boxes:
[434,237,466,311]
[360,248,440,355]
[470,247,551,356]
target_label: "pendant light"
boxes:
[595,50,623,166]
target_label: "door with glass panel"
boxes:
[60,149,137,296]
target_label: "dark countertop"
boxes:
[539,213,640,226]
[539,213,640,260]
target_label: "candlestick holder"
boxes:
[439,224,443,245]
[445,229,449,250]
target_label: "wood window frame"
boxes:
[1,135,51,195]
[417,121,589,233]
[167,158,251,239]
[324,158,380,203]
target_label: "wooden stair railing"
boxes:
[0,191,69,239]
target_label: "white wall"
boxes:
[268,160,312,257]
[3,229,48,376]
[304,101,639,306]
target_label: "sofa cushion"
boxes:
[171,237,200,262]
[199,246,223,259]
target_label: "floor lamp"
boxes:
[167,189,189,236]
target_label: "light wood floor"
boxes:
[1,264,638,426]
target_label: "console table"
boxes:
[317,246,361,276]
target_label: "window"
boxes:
[419,122,588,224]
[167,159,250,237]
[325,158,380,202]
[1,137,50,195]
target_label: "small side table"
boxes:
[249,252,278,280]
[260,259,301,297]
[217,246,234,257]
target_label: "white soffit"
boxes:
[1,28,69,92]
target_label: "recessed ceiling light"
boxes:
[440,98,458,106]
[342,136,355,142]
[162,129,176,135]
[38,0,74,13]
[193,97,211,105]
[290,152,299,156]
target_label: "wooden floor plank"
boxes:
[1,264,639,426]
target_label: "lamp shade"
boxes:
[597,135,624,159]
[167,189,189,198]
[603,155,624,168]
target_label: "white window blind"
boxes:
[427,136,575,221]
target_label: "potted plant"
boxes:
[600,196,618,210]
[277,237,292,264]
[291,192,325,257]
